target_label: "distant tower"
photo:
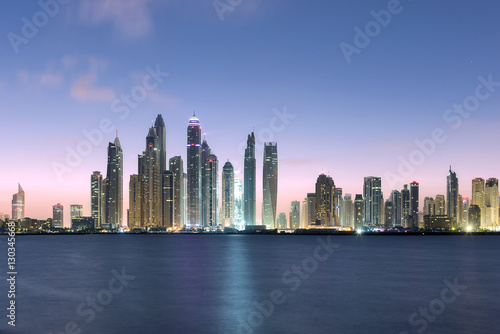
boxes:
[128,174,143,228]
[401,185,410,227]
[289,201,300,230]
[262,142,278,228]
[154,114,167,172]
[472,178,485,227]
[315,173,335,226]
[390,190,402,226]
[485,178,499,228]
[162,171,174,228]
[410,181,419,228]
[187,114,202,227]
[435,194,446,216]
[105,134,123,229]
[244,132,256,225]
[306,193,316,226]
[91,172,102,227]
[342,194,353,228]
[234,176,244,228]
[447,167,459,228]
[424,197,436,216]
[363,177,382,227]
[277,212,287,229]
[201,138,218,228]
[221,161,235,227]
[143,127,162,228]
[53,203,64,228]
[354,194,364,228]
[12,184,25,221]
[384,201,393,228]
[334,187,343,227]
[70,205,83,223]
[169,156,184,228]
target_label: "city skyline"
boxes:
[1,1,500,225]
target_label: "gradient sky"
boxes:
[1,0,500,226]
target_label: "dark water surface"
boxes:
[1,234,499,334]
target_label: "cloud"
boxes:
[78,0,153,38]
[71,72,115,101]
[17,69,63,88]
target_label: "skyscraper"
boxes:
[12,183,25,221]
[390,190,402,226]
[435,194,446,216]
[363,177,382,227]
[234,176,244,228]
[187,115,202,227]
[244,132,256,225]
[205,154,218,228]
[472,178,485,227]
[162,170,174,228]
[447,167,459,227]
[342,194,353,228]
[424,197,436,216]
[143,127,162,228]
[105,134,123,230]
[290,201,300,230]
[468,205,481,230]
[169,156,184,229]
[221,161,235,227]
[91,172,102,228]
[384,201,393,228]
[154,114,167,172]
[485,178,499,228]
[334,187,343,227]
[401,185,410,227]
[201,137,211,227]
[262,142,278,229]
[53,203,64,228]
[306,193,316,226]
[277,212,287,229]
[315,173,335,226]
[128,174,142,228]
[70,205,83,223]
[354,194,364,228]
[410,181,419,228]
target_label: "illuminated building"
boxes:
[485,178,499,228]
[12,183,25,221]
[401,185,410,227]
[354,194,364,228]
[306,193,316,226]
[447,167,459,228]
[162,171,174,228]
[342,194,353,228]
[277,212,287,229]
[244,132,256,225]
[315,173,335,226]
[410,181,419,228]
[70,205,83,223]
[390,190,402,226]
[53,203,64,228]
[435,194,446,215]
[363,176,382,227]
[187,114,202,227]
[290,201,300,230]
[91,171,102,227]
[105,134,123,230]
[169,156,184,228]
[221,161,235,227]
[154,114,167,172]
[262,142,278,229]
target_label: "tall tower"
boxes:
[410,181,419,228]
[187,115,202,227]
[472,178,485,227]
[306,193,316,226]
[221,161,235,228]
[53,203,64,228]
[435,194,446,215]
[315,173,335,226]
[205,154,218,228]
[128,174,143,228]
[485,178,499,228]
[12,184,25,221]
[354,194,364,228]
[289,201,300,230]
[363,177,382,227]
[244,132,256,225]
[201,137,212,227]
[162,171,174,228]
[262,142,278,228]
[169,156,184,229]
[91,172,102,227]
[105,134,123,229]
[390,190,402,226]
[143,127,162,228]
[234,175,244,228]
[447,167,459,227]
[154,114,167,172]
[342,194,353,228]
[401,185,410,226]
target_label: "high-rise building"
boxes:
[262,143,278,229]
[290,201,300,230]
[468,205,481,230]
[162,171,174,228]
[234,176,244,228]
[70,205,83,223]
[334,187,343,227]
[205,154,218,228]
[401,184,410,227]
[301,199,308,228]
[128,174,143,229]
[424,197,436,216]
[363,177,382,227]
[354,194,364,228]
[244,132,256,225]
[306,193,316,226]
[410,181,419,228]
[201,137,211,227]
[435,194,446,216]
[485,178,499,228]
[105,134,123,229]
[143,127,162,228]
[342,194,353,228]
[462,196,470,226]
[390,190,402,226]
[154,114,167,172]
[12,183,25,221]
[472,178,485,227]
[91,172,102,227]
[53,203,64,228]
[221,161,235,227]
[315,173,335,226]
[169,156,184,229]
[187,114,202,227]
[384,201,393,228]
[447,167,459,227]
[277,212,287,229]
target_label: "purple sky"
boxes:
[1,0,500,226]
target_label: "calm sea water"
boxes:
[1,234,499,334]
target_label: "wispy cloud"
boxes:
[78,0,153,38]
[71,71,115,101]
